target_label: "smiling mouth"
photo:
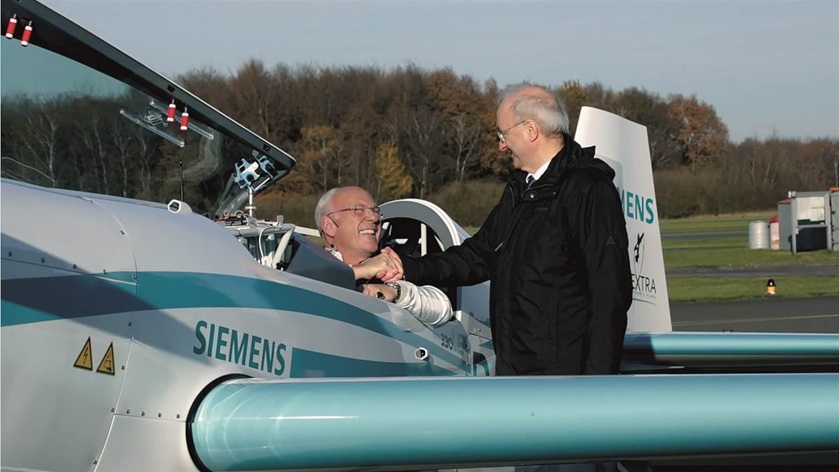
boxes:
[359,229,377,236]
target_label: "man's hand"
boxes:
[380,246,402,263]
[379,247,404,282]
[352,253,403,281]
[362,283,397,302]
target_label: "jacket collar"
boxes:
[509,134,612,202]
[539,133,595,185]
[510,133,587,187]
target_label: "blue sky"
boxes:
[40,0,839,142]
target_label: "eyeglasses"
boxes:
[327,205,382,218]
[496,120,528,142]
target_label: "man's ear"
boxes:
[525,120,539,142]
[321,216,337,238]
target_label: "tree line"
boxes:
[2,60,837,222]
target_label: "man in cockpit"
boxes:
[316,186,452,327]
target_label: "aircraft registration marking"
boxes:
[73,337,94,370]
[193,320,288,376]
[439,332,470,358]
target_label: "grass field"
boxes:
[667,276,839,303]
[664,243,838,268]
[661,212,839,303]
[445,213,838,303]
[659,211,775,233]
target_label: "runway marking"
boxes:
[674,313,839,327]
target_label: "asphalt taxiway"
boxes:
[671,295,839,333]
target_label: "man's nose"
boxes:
[366,210,381,223]
[498,139,508,152]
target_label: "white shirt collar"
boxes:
[325,246,344,262]
[325,247,371,267]
[527,159,551,183]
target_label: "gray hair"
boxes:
[315,188,340,231]
[498,83,569,136]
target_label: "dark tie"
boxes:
[526,175,535,188]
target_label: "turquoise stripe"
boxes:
[2,271,469,371]
[289,347,456,378]
[1,300,66,326]
[139,272,467,370]
[1,273,141,325]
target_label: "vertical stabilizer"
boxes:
[575,107,672,333]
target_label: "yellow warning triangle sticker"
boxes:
[96,342,116,375]
[74,337,94,370]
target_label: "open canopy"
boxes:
[1,0,296,215]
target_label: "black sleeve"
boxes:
[402,198,506,287]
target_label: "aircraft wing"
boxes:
[187,375,839,471]
[624,331,839,372]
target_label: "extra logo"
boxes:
[631,232,658,303]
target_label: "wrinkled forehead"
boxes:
[333,187,376,208]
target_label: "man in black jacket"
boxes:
[388,84,631,376]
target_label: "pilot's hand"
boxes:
[362,283,397,302]
[381,246,402,264]
[379,247,404,283]
[353,253,403,281]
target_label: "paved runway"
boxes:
[662,230,745,239]
[654,296,839,470]
[667,264,839,277]
[671,295,839,333]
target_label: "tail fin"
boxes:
[575,107,672,333]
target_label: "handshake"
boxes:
[351,247,404,283]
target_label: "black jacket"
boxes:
[403,136,631,375]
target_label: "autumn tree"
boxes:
[8,56,837,220]
[297,124,346,192]
[611,87,680,169]
[107,116,136,197]
[13,97,62,187]
[228,60,291,145]
[179,67,234,118]
[76,100,113,195]
[582,82,614,110]
[797,139,839,189]
[426,68,483,120]
[667,94,731,172]
[448,116,482,183]
[373,141,413,201]
[828,145,839,187]
[556,80,588,134]
[334,67,387,187]
[403,108,446,198]
[426,68,489,182]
